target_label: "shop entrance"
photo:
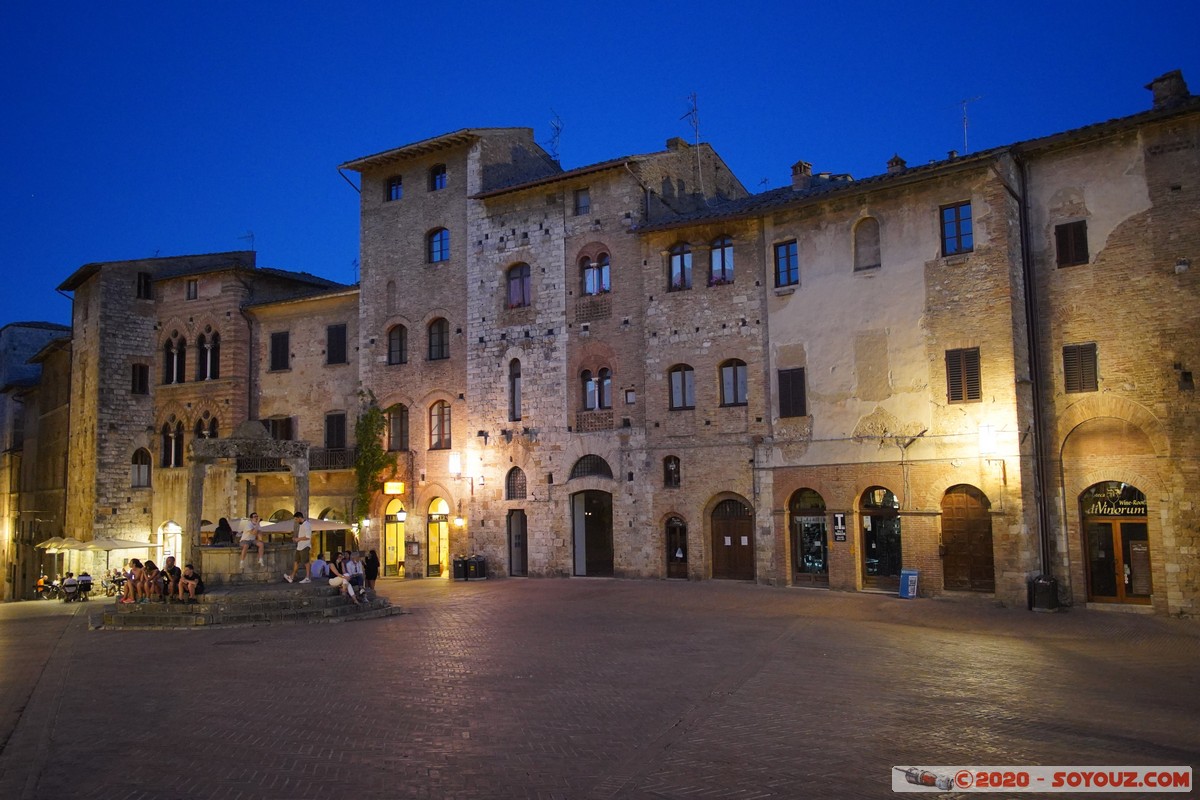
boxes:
[789,489,828,587]
[711,498,754,580]
[665,516,688,579]
[1081,482,1151,604]
[861,486,901,592]
[383,499,406,576]
[941,485,994,592]
[571,491,613,576]
[508,509,528,577]
[427,497,450,577]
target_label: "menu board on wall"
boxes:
[1129,541,1152,595]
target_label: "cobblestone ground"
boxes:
[0,579,1197,799]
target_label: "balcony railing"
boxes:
[236,456,288,474]
[311,447,357,471]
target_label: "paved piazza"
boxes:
[0,578,1197,799]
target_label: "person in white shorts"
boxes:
[239,512,266,569]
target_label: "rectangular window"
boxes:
[326,324,348,365]
[1055,220,1089,267]
[131,364,150,395]
[1063,343,1098,393]
[778,368,807,418]
[574,188,590,216]
[269,331,290,371]
[386,176,403,202]
[388,407,409,452]
[940,202,974,256]
[264,417,294,440]
[946,347,981,403]
[774,240,799,287]
[136,272,153,300]
[186,279,198,300]
[324,412,347,449]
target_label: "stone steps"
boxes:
[97,585,401,629]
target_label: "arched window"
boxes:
[719,359,748,406]
[509,359,522,421]
[569,454,613,480]
[194,419,207,440]
[507,263,531,309]
[428,228,450,263]
[427,318,449,360]
[505,467,527,500]
[387,325,407,365]
[581,370,596,410]
[160,418,185,467]
[597,368,612,409]
[163,333,186,385]
[131,449,151,488]
[195,330,220,380]
[668,364,695,409]
[429,400,451,450]
[669,243,692,290]
[386,404,409,451]
[854,216,881,271]
[582,254,611,295]
[663,456,681,488]
[709,235,734,285]
[428,164,447,191]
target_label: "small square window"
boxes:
[574,188,591,216]
[131,364,150,395]
[186,279,198,300]
[136,272,153,300]
[386,176,403,202]
[1055,220,1088,267]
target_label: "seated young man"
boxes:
[161,556,182,601]
[61,572,79,602]
[77,572,93,599]
[178,564,205,603]
[310,552,329,580]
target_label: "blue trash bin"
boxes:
[899,569,919,599]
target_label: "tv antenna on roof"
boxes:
[544,110,563,163]
[957,96,983,154]
[238,230,256,251]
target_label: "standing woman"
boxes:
[239,512,266,569]
[364,549,380,589]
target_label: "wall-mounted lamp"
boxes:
[396,509,407,523]
[453,500,465,528]
[1176,257,1191,274]
[360,518,371,529]
[447,452,462,478]
[978,424,998,458]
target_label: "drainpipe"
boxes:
[1014,154,1055,583]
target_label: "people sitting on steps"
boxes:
[178,563,204,603]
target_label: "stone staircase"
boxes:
[97,583,401,630]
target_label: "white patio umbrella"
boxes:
[86,537,151,570]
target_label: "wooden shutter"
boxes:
[1064,343,1098,392]
[778,368,807,417]
[947,348,981,403]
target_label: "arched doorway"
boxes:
[571,491,613,576]
[860,486,901,591]
[665,516,688,579]
[1081,482,1151,604]
[789,489,828,587]
[711,498,754,580]
[941,485,994,592]
[508,509,528,577]
[383,499,406,576]
[427,497,450,577]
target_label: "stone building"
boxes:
[53,252,351,569]
[0,322,70,599]
[20,70,1198,615]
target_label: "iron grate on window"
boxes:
[569,454,613,480]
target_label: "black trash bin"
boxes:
[452,556,468,581]
[466,555,487,580]
[1027,574,1060,612]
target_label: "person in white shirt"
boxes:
[344,551,365,590]
[284,512,313,583]
[239,512,266,570]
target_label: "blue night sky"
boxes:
[2,1,1197,327]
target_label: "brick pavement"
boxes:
[0,580,1197,799]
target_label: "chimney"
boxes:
[665,137,688,151]
[947,150,958,161]
[1146,70,1190,110]
[887,154,907,174]
[791,160,813,190]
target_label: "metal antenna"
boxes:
[543,110,563,163]
[681,92,708,199]
[958,96,983,153]
[238,230,256,251]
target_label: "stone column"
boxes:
[287,457,310,516]
[186,459,209,569]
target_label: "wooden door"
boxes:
[711,499,754,580]
[941,485,995,592]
